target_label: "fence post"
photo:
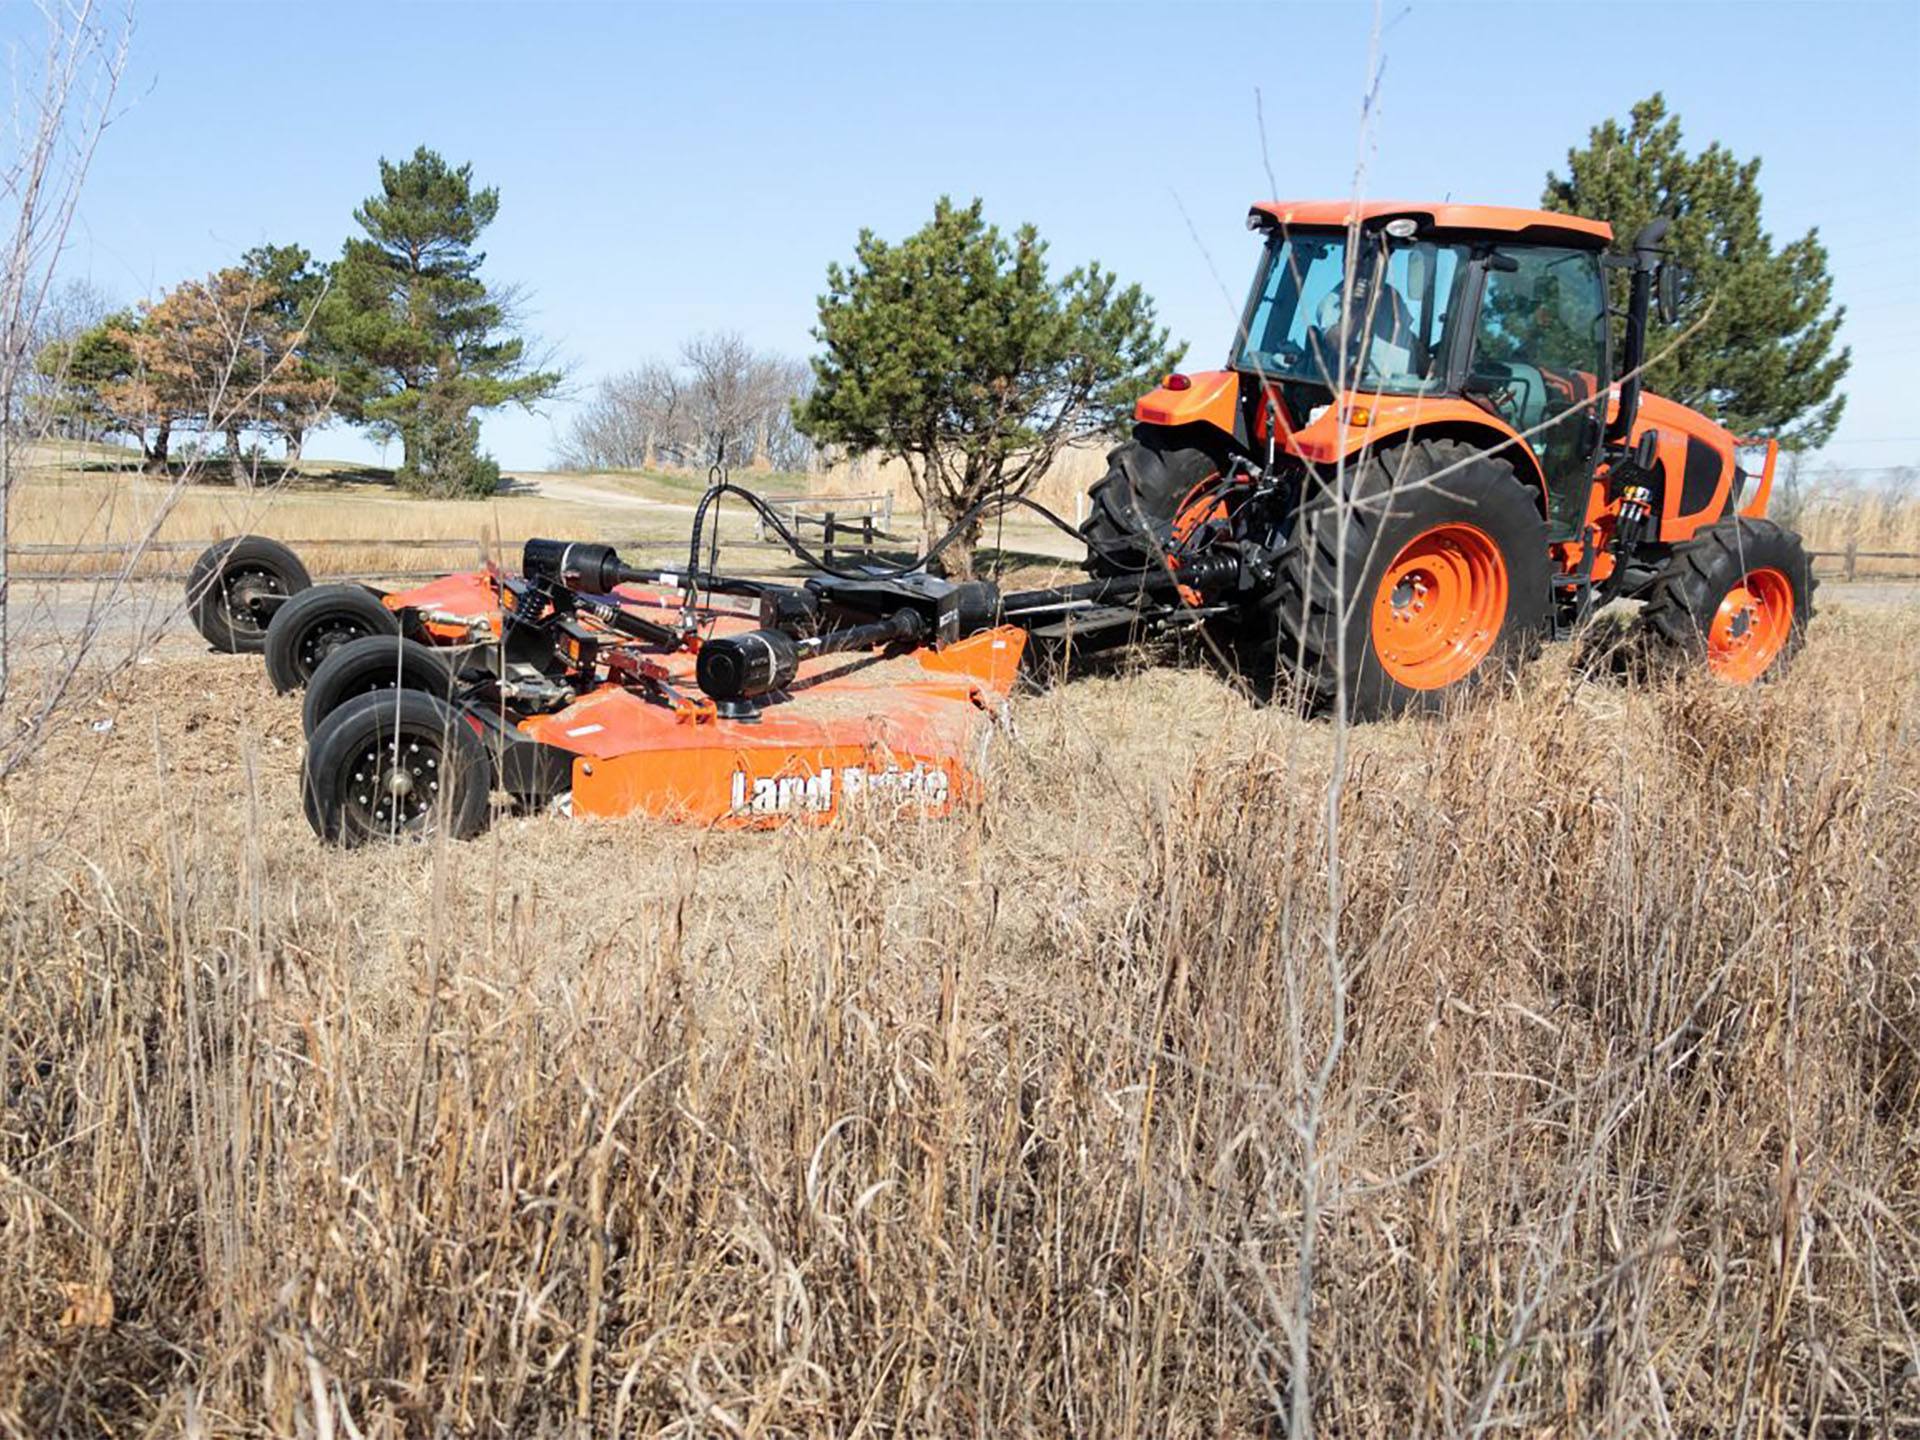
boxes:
[1845,540,1858,583]
[823,511,838,567]
[861,514,874,552]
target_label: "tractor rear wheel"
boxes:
[263,584,401,693]
[1080,423,1224,573]
[303,689,490,846]
[1252,438,1552,719]
[186,536,311,653]
[1632,517,1814,683]
[302,633,457,738]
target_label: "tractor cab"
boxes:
[1229,203,1617,540]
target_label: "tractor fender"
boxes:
[1286,399,1553,520]
[1133,369,1244,445]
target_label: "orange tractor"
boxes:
[1080,201,1812,715]
[186,199,1814,843]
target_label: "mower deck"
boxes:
[510,588,1026,825]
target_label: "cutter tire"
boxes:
[263,584,401,693]
[303,689,490,846]
[302,633,457,738]
[186,535,312,653]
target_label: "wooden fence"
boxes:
[1811,544,1920,582]
[752,492,896,565]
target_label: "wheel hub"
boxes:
[1389,573,1432,617]
[1369,523,1510,690]
[302,619,368,671]
[1708,567,1794,683]
[224,567,284,629]
[350,738,441,828]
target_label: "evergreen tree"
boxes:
[99,268,334,485]
[796,197,1179,576]
[35,315,145,459]
[241,243,338,463]
[323,147,560,496]
[1544,93,1849,449]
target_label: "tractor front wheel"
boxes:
[1633,517,1814,683]
[303,689,490,846]
[1252,438,1551,719]
[1080,423,1225,574]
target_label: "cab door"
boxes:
[1466,245,1610,539]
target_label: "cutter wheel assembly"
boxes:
[185,196,1818,845]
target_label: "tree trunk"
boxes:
[143,418,170,476]
[226,424,248,488]
[283,427,304,467]
[950,515,983,580]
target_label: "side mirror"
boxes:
[1656,264,1683,325]
[1633,428,1660,472]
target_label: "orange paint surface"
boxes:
[1134,369,1240,434]
[1251,200,1611,245]
[506,595,1027,828]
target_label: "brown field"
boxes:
[0,562,1915,1433]
[3,445,1077,583]
[1794,490,1920,575]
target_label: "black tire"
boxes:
[302,633,457,738]
[1630,517,1815,683]
[1080,424,1224,574]
[263,584,401,693]
[185,536,311,653]
[303,689,491,846]
[1252,438,1552,720]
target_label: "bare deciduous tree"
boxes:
[0,0,133,717]
[14,274,113,434]
[557,331,813,473]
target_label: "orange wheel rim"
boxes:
[1370,523,1510,690]
[1708,567,1794,683]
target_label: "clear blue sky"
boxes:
[51,0,1920,475]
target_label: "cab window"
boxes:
[1470,245,1608,533]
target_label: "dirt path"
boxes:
[507,471,697,512]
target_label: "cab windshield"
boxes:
[1235,229,1469,395]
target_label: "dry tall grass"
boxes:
[5,449,803,580]
[1,603,1915,1436]
[1795,492,1920,574]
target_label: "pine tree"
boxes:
[796,197,1179,576]
[35,315,146,460]
[99,268,334,485]
[240,244,337,463]
[323,147,561,496]
[1544,93,1849,449]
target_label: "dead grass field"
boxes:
[0,587,1916,1434]
[1794,490,1920,574]
[4,445,1077,582]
